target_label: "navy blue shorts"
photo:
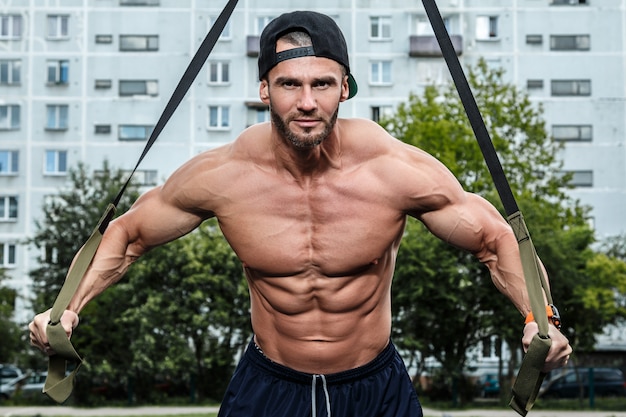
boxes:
[218,339,423,417]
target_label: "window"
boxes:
[120,0,160,5]
[255,16,274,35]
[562,170,593,187]
[370,16,391,40]
[119,124,153,141]
[47,15,69,39]
[46,105,69,130]
[526,34,543,45]
[208,62,230,84]
[551,80,591,96]
[44,150,68,175]
[0,243,16,267]
[476,16,499,40]
[413,15,451,35]
[47,60,69,85]
[95,79,112,89]
[94,124,111,134]
[370,61,392,85]
[119,35,158,51]
[0,60,21,85]
[119,80,158,96]
[95,34,113,44]
[208,106,230,129]
[552,125,592,141]
[0,105,20,130]
[209,16,231,40]
[550,35,590,51]
[255,108,269,124]
[0,196,17,221]
[371,106,393,123]
[0,15,22,40]
[526,79,544,89]
[551,0,587,5]
[126,169,157,186]
[0,150,19,175]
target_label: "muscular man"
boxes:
[29,11,572,417]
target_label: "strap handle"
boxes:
[43,0,239,403]
[421,1,553,414]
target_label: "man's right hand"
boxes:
[28,309,79,356]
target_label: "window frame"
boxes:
[0,242,17,268]
[0,59,21,85]
[44,150,68,176]
[476,15,499,40]
[0,150,19,175]
[208,105,231,130]
[0,15,22,40]
[119,35,159,51]
[552,125,592,142]
[45,104,69,130]
[0,195,18,222]
[208,61,230,85]
[551,79,592,96]
[369,60,393,85]
[0,104,20,130]
[47,60,70,85]
[550,34,590,51]
[118,124,154,141]
[47,14,70,40]
[119,80,159,97]
[370,16,392,41]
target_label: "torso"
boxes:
[171,118,438,374]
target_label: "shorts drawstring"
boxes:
[311,374,331,417]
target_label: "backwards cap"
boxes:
[258,11,358,99]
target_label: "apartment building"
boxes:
[1,0,625,321]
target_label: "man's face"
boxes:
[260,40,349,149]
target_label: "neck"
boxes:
[271,124,342,182]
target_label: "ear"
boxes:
[339,76,349,102]
[259,79,270,104]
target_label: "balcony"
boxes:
[409,35,463,57]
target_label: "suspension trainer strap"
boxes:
[43,0,239,403]
[421,1,554,415]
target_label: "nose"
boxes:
[297,85,317,112]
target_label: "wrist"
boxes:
[524,304,562,330]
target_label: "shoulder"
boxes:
[337,118,466,213]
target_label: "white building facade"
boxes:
[1,0,625,322]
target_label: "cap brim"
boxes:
[347,74,358,99]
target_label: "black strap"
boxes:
[421,1,553,415]
[43,0,239,403]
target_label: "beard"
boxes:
[270,106,339,150]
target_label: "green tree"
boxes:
[118,219,250,402]
[0,270,21,363]
[28,161,139,312]
[381,58,626,403]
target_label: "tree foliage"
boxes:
[27,161,249,404]
[381,59,626,402]
[0,270,21,363]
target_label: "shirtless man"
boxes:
[29,11,572,417]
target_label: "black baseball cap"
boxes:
[258,11,358,99]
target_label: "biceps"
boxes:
[116,188,205,252]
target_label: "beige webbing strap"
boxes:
[41,0,239,403]
[44,204,116,403]
[507,211,552,416]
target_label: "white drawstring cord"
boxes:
[311,374,331,417]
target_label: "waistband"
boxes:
[244,337,398,385]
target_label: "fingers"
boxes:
[28,309,79,356]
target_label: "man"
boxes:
[29,10,572,417]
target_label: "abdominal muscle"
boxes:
[246,259,394,375]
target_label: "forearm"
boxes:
[67,219,143,314]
